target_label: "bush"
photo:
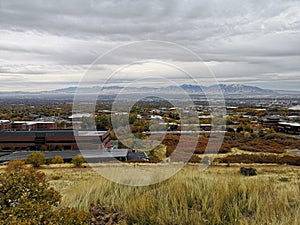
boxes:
[51,155,64,164]
[0,167,91,224]
[26,152,46,168]
[147,144,167,161]
[5,160,26,173]
[278,155,300,166]
[148,155,160,163]
[244,131,251,138]
[40,145,48,151]
[220,153,300,166]
[188,154,201,163]
[72,155,85,167]
[240,167,257,176]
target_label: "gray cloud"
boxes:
[0,0,299,91]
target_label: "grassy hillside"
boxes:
[41,166,300,225]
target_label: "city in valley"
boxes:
[0,89,300,165]
[1,1,300,224]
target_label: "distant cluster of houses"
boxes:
[144,105,300,134]
[0,104,299,164]
[225,104,300,134]
[262,117,300,134]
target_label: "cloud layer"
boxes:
[0,0,300,91]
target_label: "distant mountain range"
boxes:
[0,84,298,98]
[52,84,279,96]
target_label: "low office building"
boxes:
[12,121,57,131]
[277,122,300,134]
[0,129,111,150]
[0,120,57,131]
[261,116,281,128]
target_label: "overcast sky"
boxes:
[0,0,300,91]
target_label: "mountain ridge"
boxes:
[51,83,278,96]
[0,84,298,97]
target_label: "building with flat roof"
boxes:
[261,116,281,128]
[12,121,57,131]
[277,122,300,134]
[0,129,111,151]
[0,120,58,131]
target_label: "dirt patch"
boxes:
[90,204,124,225]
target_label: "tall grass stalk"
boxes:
[61,168,300,225]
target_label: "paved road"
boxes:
[288,149,300,156]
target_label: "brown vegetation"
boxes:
[0,160,91,225]
[162,133,300,158]
[220,153,300,166]
[224,133,300,154]
[90,204,124,225]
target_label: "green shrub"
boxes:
[240,167,257,176]
[72,155,85,167]
[51,155,64,164]
[26,152,46,168]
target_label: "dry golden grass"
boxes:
[40,165,300,225]
[42,167,97,195]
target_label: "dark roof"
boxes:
[0,131,37,137]
[0,130,74,137]
[0,149,128,163]
[0,151,11,157]
[127,151,149,161]
[81,149,128,158]
[0,130,109,137]
[0,150,79,162]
